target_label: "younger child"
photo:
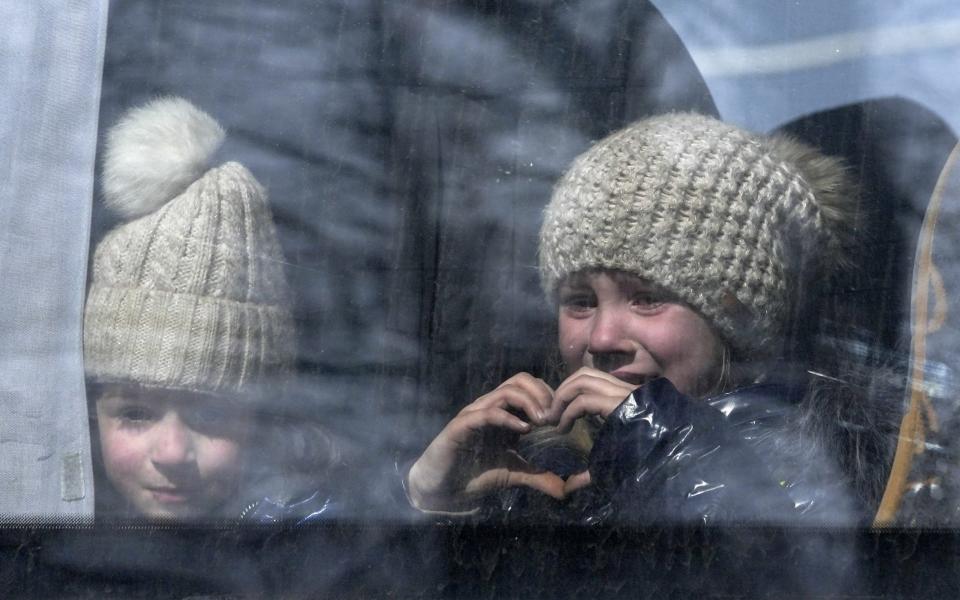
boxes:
[85,97,334,521]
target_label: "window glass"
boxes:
[5,0,960,596]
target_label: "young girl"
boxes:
[85,97,336,521]
[406,113,897,524]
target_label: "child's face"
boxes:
[95,386,251,519]
[557,270,723,397]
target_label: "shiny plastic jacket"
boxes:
[496,377,862,526]
[231,467,342,525]
[586,378,860,525]
[238,489,341,525]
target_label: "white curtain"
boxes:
[0,0,108,517]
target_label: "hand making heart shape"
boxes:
[406,369,640,513]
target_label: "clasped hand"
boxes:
[406,368,638,513]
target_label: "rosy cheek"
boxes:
[195,438,244,479]
[100,427,147,481]
[666,313,722,395]
[557,317,586,369]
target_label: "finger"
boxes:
[429,407,534,455]
[567,366,646,388]
[508,470,566,500]
[557,367,638,398]
[450,406,533,441]
[465,373,551,412]
[462,385,547,425]
[408,408,535,508]
[465,466,566,500]
[496,373,554,414]
[557,394,623,433]
[563,470,592,495]
[551,373,635,421]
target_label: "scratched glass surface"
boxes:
[6,0,960,597]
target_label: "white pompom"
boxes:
[102,97,226,219]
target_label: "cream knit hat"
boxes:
[539,112,857,356]
[84,97,295,398]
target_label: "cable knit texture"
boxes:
[84,160,295,398]
[539,113,849,356]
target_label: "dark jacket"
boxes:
[582,378,861,525]
[237,488,340,525]
[492,377,867,526]
[233,426,344,525]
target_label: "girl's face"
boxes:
[557,270,724,397]
[95,386,251,519]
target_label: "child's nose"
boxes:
[150,414,195,466]
[587,304,634,354]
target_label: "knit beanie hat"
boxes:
[84,97,296,399]
[539,112,857,357]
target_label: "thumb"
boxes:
[465,467,567,500]
[563,470,592,496]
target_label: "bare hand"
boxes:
[551,367,639,495]
[552,367,638,432]
[406,373,566,512]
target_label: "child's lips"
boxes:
[148,486,194,504]
[610,370,651,386]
